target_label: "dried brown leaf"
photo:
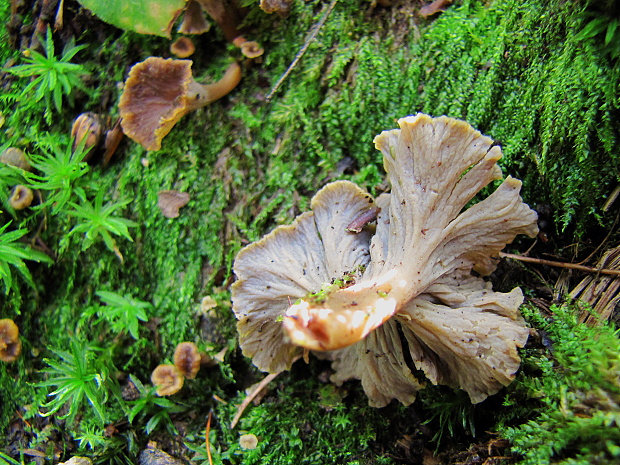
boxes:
[158,190,190,218]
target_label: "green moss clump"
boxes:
[202,372,400,465]
[400,0,619,235]
[502,304,620,464]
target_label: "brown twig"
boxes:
[266,0,338,101]
[15,409,32,429]
[500,252,620,276]
[230,372,279,428]
[206,411,213,465]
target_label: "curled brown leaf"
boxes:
[158,190,190,218]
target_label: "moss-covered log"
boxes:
[1,0,619,462]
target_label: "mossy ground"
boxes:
[1,0,619,463]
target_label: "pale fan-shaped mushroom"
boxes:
[231,114,538,406]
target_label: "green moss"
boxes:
[195,371,402,465]
[501,303,620,464]
[411,0,619,234]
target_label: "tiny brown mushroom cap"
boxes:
[0,147,31,171]
[238,40,264,59]
[239,433,259,450]
[232,37,264,59]
[0,318,22,362]
[10,185,34,210]
[173,342,201,379]
[71,112,104,156]
[259,0,293,16]
[151,364,184,395]
[119,57,242,151]
[170,37,196,58]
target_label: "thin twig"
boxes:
[212,394,228,404]
[15,409,32,428]
[500,252,620,276]
[230,372,279,428]
[54,0,64,30]
[206,411,213,465]
[266,0,338,101]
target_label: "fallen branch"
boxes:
[500,252,620,277]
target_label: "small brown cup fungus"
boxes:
[233,37,264,60]
[119,57,242,151]
[151,364,184,396]
[170,37,196,58]
[9,185,34,210]
[173,342,202,379]
[0,318,22,363]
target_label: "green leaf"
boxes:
[605,19,619,46]
[575,17,608,41]
[38,341,117,425]
[3,26,88,118]
[0,222,53,294]
[60,43,88,62]
[76,0,188,38]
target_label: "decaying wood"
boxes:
[569,246,620,324]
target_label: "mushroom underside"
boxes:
[231,113,538,406]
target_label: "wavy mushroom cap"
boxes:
[232,113,539,407]
[0,318,22,362]
[119,57,241,151]
[119,58,194,151]
[151,364,184,395]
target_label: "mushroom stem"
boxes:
[195,0,243,42]
[184,62,242,112]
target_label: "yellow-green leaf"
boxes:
[77,0,187,38]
